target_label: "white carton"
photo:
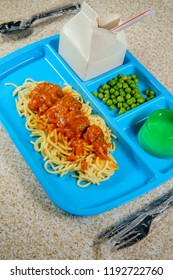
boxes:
[59,2,127,81]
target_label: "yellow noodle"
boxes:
[10,79,118,187]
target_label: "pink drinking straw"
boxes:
[111,7,154,33]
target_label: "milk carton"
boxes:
[59,2,127,81]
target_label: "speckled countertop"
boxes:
[0,0,173,260]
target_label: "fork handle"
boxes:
[30,3,81,25]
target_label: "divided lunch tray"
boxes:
[0,34,173,216]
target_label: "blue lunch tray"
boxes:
[0,34,172,216]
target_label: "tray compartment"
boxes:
[116,97,173,174]
[0,45,45,80]
[85,63,163,120]
[49,36,131,80]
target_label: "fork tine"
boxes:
[104,221,128,239]
[111,228,140,248]
[116,232,144,250]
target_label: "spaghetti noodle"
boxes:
[11,78,118,187]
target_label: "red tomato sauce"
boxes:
[28,82,110,167]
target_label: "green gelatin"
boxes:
[138,109,173,158]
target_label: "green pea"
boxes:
[125,93,131,100]
[131,103,137,109]
[105,93,110,99]
[134,93,141,99]
[104,89,109,95]
[98,93,104,99]
[117,74,123,78]
[119,78,124,84]
[131,90,136,95]
[120,91,126,97]
[111,94,115,99]
[144,89,150,95]
[117,96,125,102]
[134,78,139,84]
[149,90,155,97]
[130,83,136,89]
[126,77,132,84]
[114,90,120,96]
[131,74,137,79]
[110,88,115,94]
[148,96,154,100]
[123,102,128,108]
[116,82,123,89]
[98,87,104,93]
[123,82,128,89]
[102,84,110,90]
[113,99,118,105]
[117,102,123,108]
[118,107,126,115]
[102,97,107,103]
[125,87,132,94]
[93,91,98,97]
[109,79,116,86]
[131,97,136,103]
[106,99,113,106]
[137,97,145,104]
[109,105,116,110]
[126,106,131,111]
[127,99,133,105]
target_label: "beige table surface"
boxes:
[0,0,173,260]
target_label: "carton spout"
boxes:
[98,14,120,30]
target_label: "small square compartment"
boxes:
[86,64,162,120]
[49,37,131,82]
[116,98,173,174]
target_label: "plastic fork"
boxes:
[96,188,173,251]
[0,3,81,34]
